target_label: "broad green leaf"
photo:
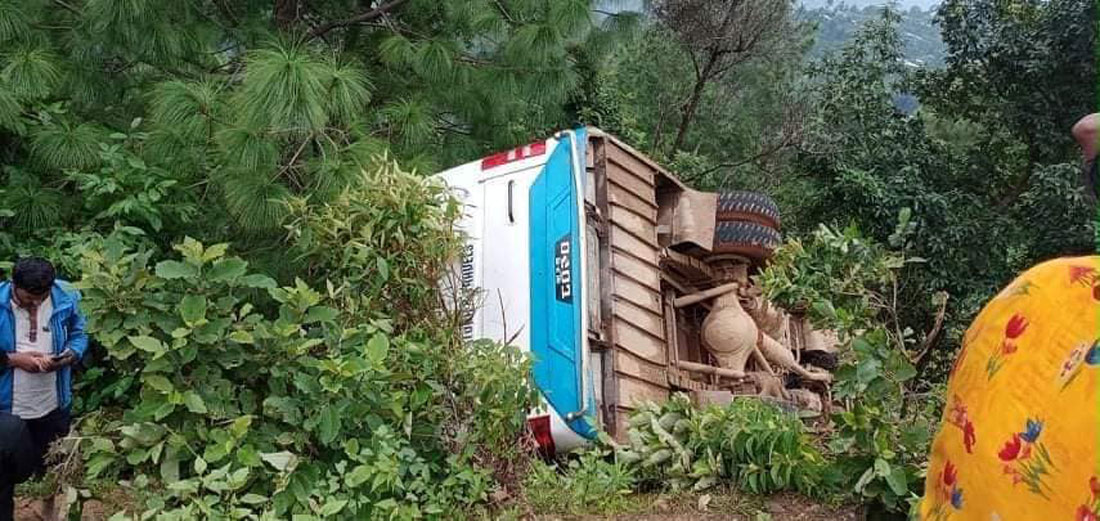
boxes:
[170,328,191,339]
[183,391,208,414]
[240,494,268,505]
[346,464,371,488]
[320,499,348,517]
[153,401,176,421]
[873,457,891,477]
[202,243,229,262]
[128,336,166,354]
[175,237,205,265]
[155,260,198,280]
[366,334,389,364]
[886,353,918,382]
[304,306,338,324]
[230,416,253,438]
[193,456,207,475]
[143,374,174,394]
[885,466,908,496]
[160,447,181,484]
[204,442,229,464]
[376,257,389,281]
[260,451,298,473]
[229,331,254,344]
[854,467,875,494]
[318,406,340,445]
[166,478,199,495]
[179,295,207,326]
[240,274,277,289]
[856,358,882,384]
[120,423,167,446]
[227,467,250,490]
[86,454,116,480]
[208,258,248,282]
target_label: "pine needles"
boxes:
[31,121,103,171]
[0,0,630,242]
[237,44,332,136]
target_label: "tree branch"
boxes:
[53,0,79,15]
[695,131,798,177]
[493,0,517,24]
[911,292,949,365]
[212,0,240,27]
[593,9,634,18]
[309,0,410,40]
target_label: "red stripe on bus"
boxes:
[481,141,547,170]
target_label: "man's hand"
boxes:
[45,351,76,372]
[7,352,50,373]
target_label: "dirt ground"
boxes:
[14,498,105,521]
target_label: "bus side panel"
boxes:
[478,170,538,351]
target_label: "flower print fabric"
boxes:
[919,256,1100,520]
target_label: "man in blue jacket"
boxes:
[0,257,88,521]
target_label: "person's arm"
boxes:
[6,353,48,372]
[50,296,88,370]
[63,302,88,361]
[1073,113,1098,161]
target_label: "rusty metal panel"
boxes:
[611,275,661,312]
[607,163,656,201]
[606,146,657,185]
[613,298,664,336]
[586,220,601,337]
[610,201,658,235]
[610,228,659,266]
[614,320,665,363]
[595,134,678,441]
[608,184,658,221]
[658,188,717,251]
[616,376,670,409]
[615,350,668,388]
[612,251,661,289]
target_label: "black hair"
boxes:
[12,257,55,295]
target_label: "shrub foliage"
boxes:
[67,164,537,520]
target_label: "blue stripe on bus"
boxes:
[529,130,595,438]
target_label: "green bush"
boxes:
[66,163,538,520]
[615,394,826,496]
[285,160,468,331]
[524,446,637,515]
[760,220,935,511]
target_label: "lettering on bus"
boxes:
[460,244,475,341]
[554,234,572,303]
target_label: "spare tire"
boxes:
[716,191,781,229]
[713,221,782,261]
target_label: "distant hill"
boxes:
[597,0,947,68]
[800,0,939,9]
[798,3,946,67]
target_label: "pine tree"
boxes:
[0,0,632,248]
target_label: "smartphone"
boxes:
[50,354,65,362]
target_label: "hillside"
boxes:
[800,4,946,66]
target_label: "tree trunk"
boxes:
[671,51,719,154]
[274,0,300,31]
